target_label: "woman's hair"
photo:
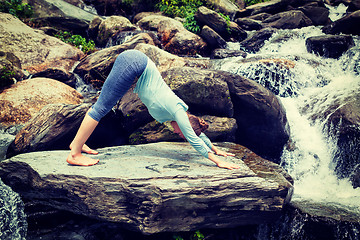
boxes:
[188,113,209,136]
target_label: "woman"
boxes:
[67,50,240,170]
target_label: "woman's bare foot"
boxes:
[81,144,98,155]
[70,143,98,155]
[66,152,99,166]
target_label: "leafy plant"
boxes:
[156,0,204,33]
[244,0,270,7]
[0,0,33,19]
[173,235,184,240]
[156,0,204,18]
[191,230,205,240]
[172,230,205,240]
[0,66,16,88]
[219,12,231,34]
[54,31,95,54]
[184,13,201,34]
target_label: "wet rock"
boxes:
[258,202,360,240]
[228,21,248,42]
[6,102,129,158]
[247,12,272,21]
[32,68,76,88]
[129,115,237,144]
[0,78,83,126]
[161,67,234,117]
[96,15,138,46]
[0,13,84,75]
[298,6,331,26]
[242,0,288,16]
[306,34,355,58]
[230,57,297,97]
[74,35,156,88]
[160,26,208,56]
[200,26,227,50]
[322,10,360,35]
[224,72,290,161]
[129,121,181,144]
[0,142,293,234]
[235,18,263,31]
[106,30,160,48]
[138,14,207,56]
[342,46,360,75]
[210,49,247,59]
[195,6,230,40]
[350,164,360,188]
[116,85,153,134]
[28,0,97,23]
[348,0,360,12]
[206,0,241,19]
[0,133,14,160]
[263,10,313,29]
[6,103,89,157]
[88,16,103,39]
[0,51,24,89]
[0,179,27,240]
[29,16,90,36]
[301,84,360,183]
[240,27,276,53]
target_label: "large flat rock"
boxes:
[0,142,293,234]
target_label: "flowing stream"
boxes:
[215,23,360,234]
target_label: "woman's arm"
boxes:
[199,133,235,157]
[174,110,239,169]
[174,110,211,158]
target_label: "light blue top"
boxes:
[134,59,212,158]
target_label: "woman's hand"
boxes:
[214,149,235,157]
[208,152,240,170]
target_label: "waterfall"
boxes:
[216,25,360,220]
[0,179,27,239]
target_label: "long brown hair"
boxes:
[187,113,209,136]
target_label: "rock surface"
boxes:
[306,35,355,59]
[0,142,293,234]
[0,13,84,74]
[6,103,90,158]
[0,78,83,125]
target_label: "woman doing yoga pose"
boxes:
[67,50,240,170]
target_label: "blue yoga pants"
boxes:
[88,50,148,122]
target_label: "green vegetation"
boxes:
[0,66,16,88]
[156,0,204,18]
[183,14,201,34]
[244,0,270,6]
[191,230,205,240]
[173,230,205,240]
[54,31,95,54]
[156,0,204,34]
[219,12,231,34]
[0,0,33,19]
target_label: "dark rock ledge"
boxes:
[0,142,293,234]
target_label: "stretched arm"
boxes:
[199,133,235,157]
[174,110,239,170]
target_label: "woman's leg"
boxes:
[67,109,100,166]
[67,50,148,166]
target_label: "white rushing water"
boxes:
[218,25,360,215]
